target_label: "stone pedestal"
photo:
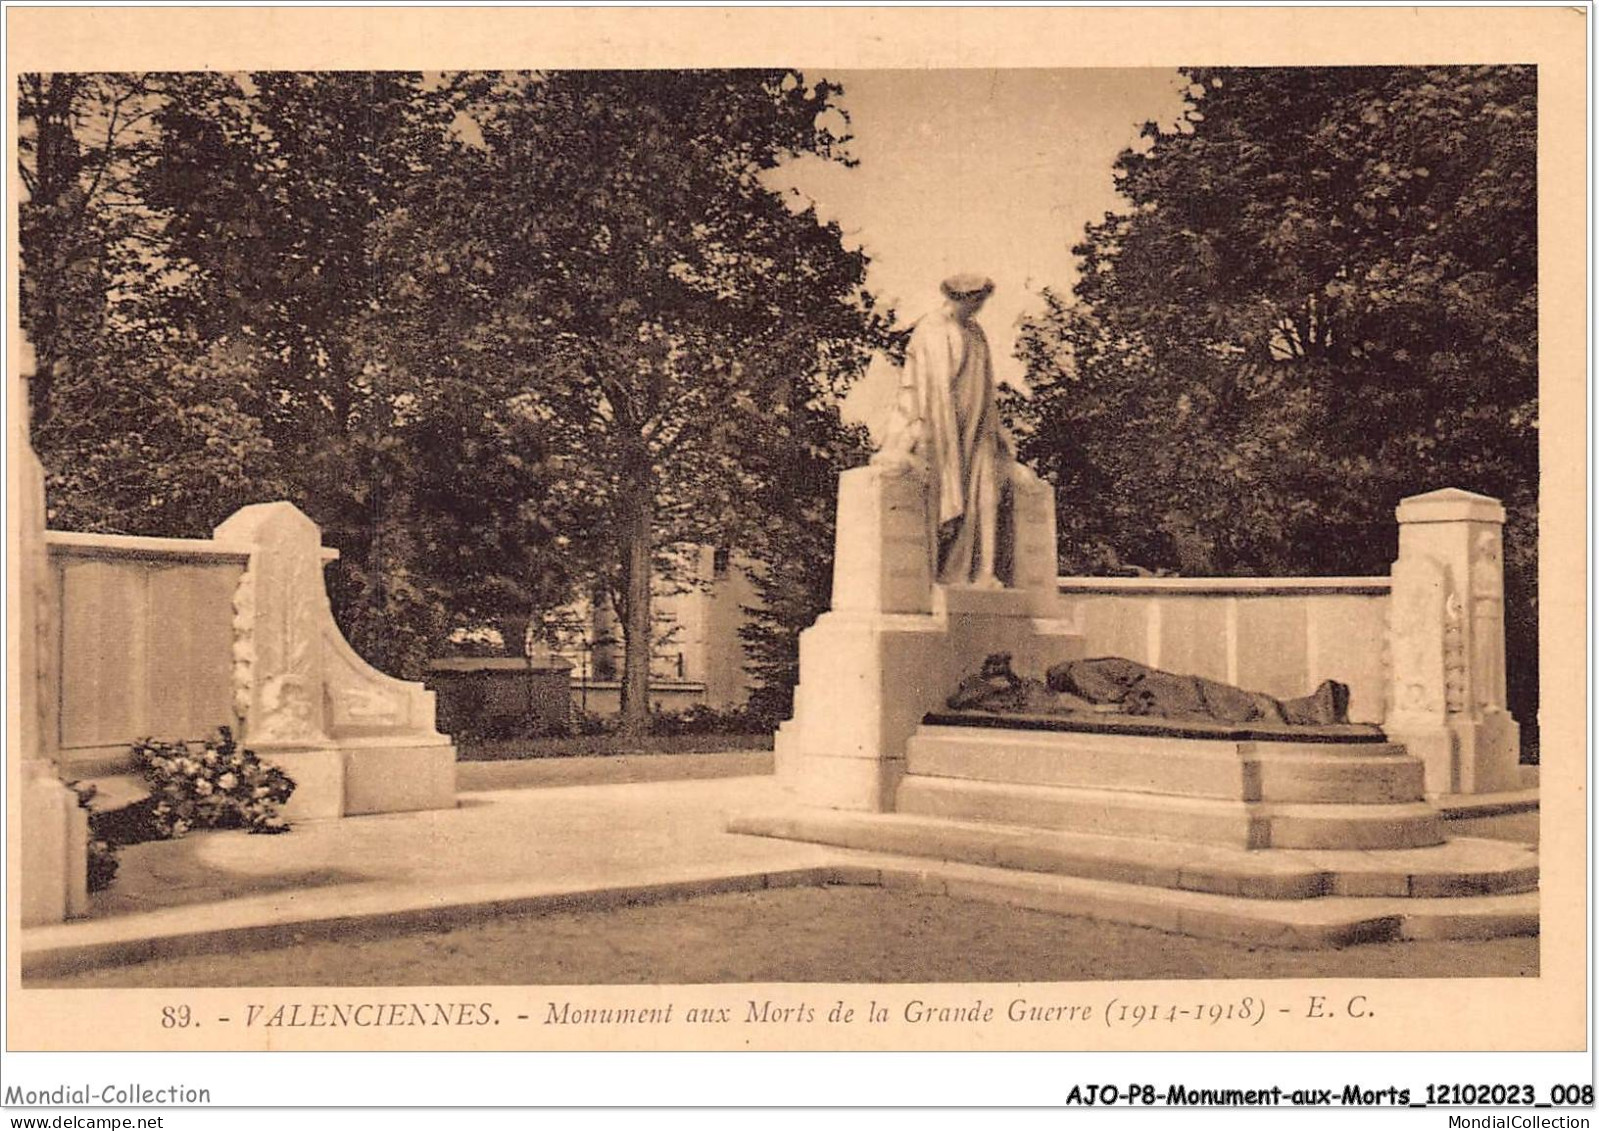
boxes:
[21,764,90,926]
[776,462,1082,811]
[215,504,344,820]
[13,341,91,925]
[1385,488,1521,795]
[830,461,935,616]
[216,503,457,819]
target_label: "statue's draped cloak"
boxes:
[902,309,1007,583]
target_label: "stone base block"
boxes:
[773,722,803,786]
[1392,711,1522,796]
[778,613,949,812]
[895,776,1446,850]
[1251,748,1426,804]
[21,769,90,926]
[779,603,1085,813]
[264,747,346,821]
[784,751,905,812]
[906,727,1425,804]
[343,741,457,815]
[831,465,934,615]
[1465,712,1523,793]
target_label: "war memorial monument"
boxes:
[733,275,1537,948]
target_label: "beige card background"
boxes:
[4,5,1589,1058]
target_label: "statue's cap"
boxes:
[940,273,994,300]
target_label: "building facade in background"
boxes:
[553,545,759,715]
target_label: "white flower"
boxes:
[195,779,213,796]
[218,772,238,790]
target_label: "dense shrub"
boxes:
[449,703,769,742]
[645,704,763,737]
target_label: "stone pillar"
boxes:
[775,465,948,810]
[13,340,90,925]
[1385,488,1521,795]
[214,502,346,819]
[831,462,934,615]
[215,500,457,819]
[1008,463,1060,595]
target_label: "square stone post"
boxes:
[12,341,90,924]
[1385,488,1521,795]
[775,464,949,810]
[831,462,935,617]
[215,502,347,819]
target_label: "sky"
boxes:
[768,68,1189,428]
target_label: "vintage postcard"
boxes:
[3,2,1590,1107]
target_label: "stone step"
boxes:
[906,726,1425,804]
[728,808,1537,901]
[851,856,1539,950]
[1435,788,1542,819]
[895,775,1446,849]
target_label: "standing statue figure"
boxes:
[875,273,1014,587]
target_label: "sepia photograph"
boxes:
[3,3,1589,1094]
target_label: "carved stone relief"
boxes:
[231,567,256,723]
[1472,530,1503,597]
[1443,591,1466,714]
[1387,555,1449,718]
[251,673,322,743]
[332,684,405,728]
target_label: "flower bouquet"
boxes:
[131,726,296,837]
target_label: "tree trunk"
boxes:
[20,77,84,433]
[499,612,531,658]
[616,487,654,736]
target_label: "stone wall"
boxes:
[426,658,573,736]
[779,470,1523,810]
[1055,576,1391,724]
[1053,488,1522,794]
[567,679,710,718]
[14,342,89,927]
[47,533,250,775]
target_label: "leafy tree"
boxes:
[1012,66,1538,728]
[132,72,580,677]
[18,73,283,535]
[18,68,890,707]
[408,70,892,731]
[18,73,150,428]
[737,404,872,725]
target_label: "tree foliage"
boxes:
[395,71,892,729]
[135,73,509,677]
[1012,66,1538,724]
[17,69,887,712]
[17,74,285,535]
[737,405,873,725]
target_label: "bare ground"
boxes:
[32,885,1537,988]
